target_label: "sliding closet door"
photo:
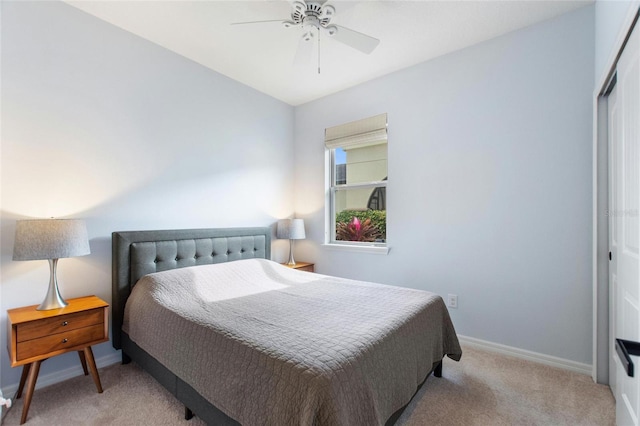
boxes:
[612,20,640,426]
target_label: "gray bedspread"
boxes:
[123,259,461,426]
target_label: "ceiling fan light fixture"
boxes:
[302,30,315,42]
[325,25,338,36]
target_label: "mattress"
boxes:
[123,258,461,425]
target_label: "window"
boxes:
[325,113,387,247]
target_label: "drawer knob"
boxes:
[62,338,68,343]
[62,321,68,326]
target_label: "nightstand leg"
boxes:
[16,363,31,399]
[78,350,89,375]
[21,360,41,425]
[84,346,103,393]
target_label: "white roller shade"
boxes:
[325,113,387,150]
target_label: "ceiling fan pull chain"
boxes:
[318,27,321,74]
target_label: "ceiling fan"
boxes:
[231,0,380,73]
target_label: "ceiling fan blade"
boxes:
[331,25,379,54]
[293,29,316,70]
[230,19,284,26]
[293,36,314,69]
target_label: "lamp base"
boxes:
[37,259,68,311]
[286,239,297,266]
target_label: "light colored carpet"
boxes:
[2,345,614,425]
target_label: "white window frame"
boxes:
[323,114,389,254]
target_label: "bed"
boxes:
[112,227,461,425]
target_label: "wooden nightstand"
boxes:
[282,262,315,272]
[7,295,109,424]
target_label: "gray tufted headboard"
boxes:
[111,227,271,349]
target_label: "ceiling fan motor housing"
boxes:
[289,1,335,30]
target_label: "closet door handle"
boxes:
[616,339,640,377]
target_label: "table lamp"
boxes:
[13,219,91,310]
[277,218,305,265]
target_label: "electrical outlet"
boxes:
[447,294,458,309]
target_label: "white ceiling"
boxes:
[65,0,592,106]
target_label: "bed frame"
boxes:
[112,227,441,425]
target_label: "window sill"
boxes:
[321,243,390,255]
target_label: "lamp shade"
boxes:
[13,219,91,261]
[276,218,305,240]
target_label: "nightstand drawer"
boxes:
[295,264,314,272]
[16,309,103,342]
[16,324,105,361]
[281,262,314,273]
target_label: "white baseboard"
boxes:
[458,334,592,376]
[2,351,122,398]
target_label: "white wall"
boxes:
[1,1,294,390]
[294,5,595,365]
[595,0,639,85]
